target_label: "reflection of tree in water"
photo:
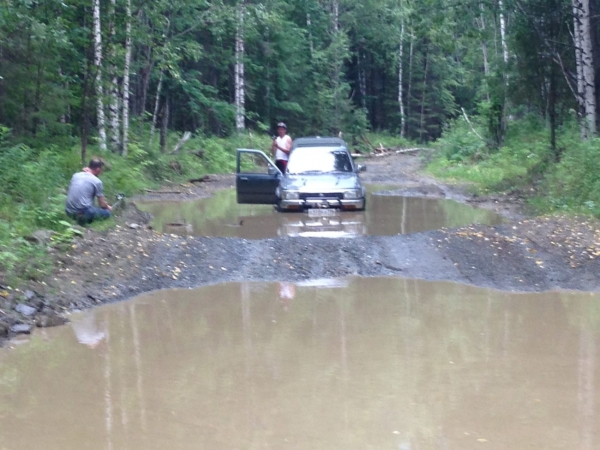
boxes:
[239,152,269,173]
[72,311,106,347]
[562,294,600,450]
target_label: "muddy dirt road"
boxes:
[1,153,600,342]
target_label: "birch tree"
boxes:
[398,2,406,137]
[108,0,120,151]
[498,0,509,65]
[121,0,132,155]
[92,0,107,151]
[148,71,163,145]
[234,0,246,131]
[572,0,596,138]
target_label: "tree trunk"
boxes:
[331,0,342,131]
[497,0,509,146]
[234,0,245,131]
[573,0,585,125]
[92,0,107,151]
[332,0,339,33]
[108,0,120,152]
[139,55,153,117]
[549,64,558,160]
[149,70,163,145]
[419,48,429,142]
[479,3,490,77]
[358,52,367,106]
[573,0,596,138]
[81,61,92,166]
[398,14,405,137]
[498,0,509,64]
[307,13,314,59]
[407,30,414,137]
[160,96,169,153]
[121,0,132,156]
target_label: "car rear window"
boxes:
[287,147,354,174]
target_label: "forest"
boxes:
[2,0,600,280]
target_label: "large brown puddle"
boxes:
[1,277,599,449]
[138,188,503,238]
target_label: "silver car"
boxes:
[236,137,366,212]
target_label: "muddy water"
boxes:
[138,188,503,238]
[1,278,599,449]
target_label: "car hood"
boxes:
[281,173,361,192]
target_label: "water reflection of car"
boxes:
[236,137,366,212]
[278,211,367,238]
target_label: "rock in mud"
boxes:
[15,304,36,316]
[10,324,33,334]
[0,323,8,338]
[24,290,36,301]
[24,229,55,246]
[36,314,68,328]
[121,203,151,225]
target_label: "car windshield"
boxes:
[287,147,354,174]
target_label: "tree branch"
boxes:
[461,108,485,142]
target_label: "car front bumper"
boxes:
[280,197,365,210]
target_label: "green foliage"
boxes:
[428,113,600,218]
[0,126,251,285]
[364,132,412,151]
[435,118,486,163]
[428,114,552,193]
[540,132,600,216]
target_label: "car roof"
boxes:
[292,137,348,150]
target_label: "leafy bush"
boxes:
[364,132,412,151]
[0,128,250,285]
[427,112,600,217]
[541,136,600,216]
[435,118,487,163]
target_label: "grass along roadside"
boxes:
[426,116,600,218]
[0,132,275,287]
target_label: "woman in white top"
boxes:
[271,122,292,173]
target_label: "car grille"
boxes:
[300,192,344,200]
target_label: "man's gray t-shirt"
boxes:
[65,171,104,214]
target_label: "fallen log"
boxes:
[395,148,430,154]
[144,189,182,194]
[171,131,192,154]
[189,175,211,183]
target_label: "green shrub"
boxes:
[435,118,487,163]
[541,137,600,216]
[0,128,252,285]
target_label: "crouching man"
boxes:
[65,157,112,225]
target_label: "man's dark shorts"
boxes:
[275,159,287,173]
[66,206,111,226]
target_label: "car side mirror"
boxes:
[357,164,367,173]
[268,165,280,176]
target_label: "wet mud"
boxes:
[1,278,599,449]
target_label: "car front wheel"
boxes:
[357,197,367,212]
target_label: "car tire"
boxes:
[357,197,367,212]
[276,200,287,213]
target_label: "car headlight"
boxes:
[282,191,300,200]
[343,189,361,200]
